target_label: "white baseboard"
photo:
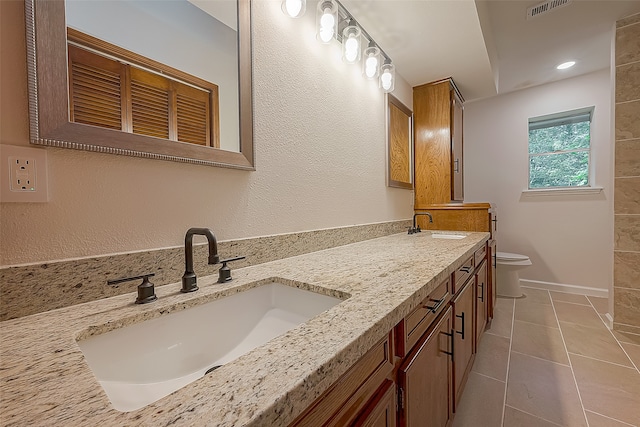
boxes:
[604,313,614,329]
[520,279,609,298]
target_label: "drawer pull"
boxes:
[460,266,473,274]
[455,312,465,339]
[478,283,484,302]
[442,330,454,360]
[424,296,446,313]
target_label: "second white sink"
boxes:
[430,232,468,239]
[77,281,345,412]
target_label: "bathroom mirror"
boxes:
[25,0,254,169]
[387,94,413,189]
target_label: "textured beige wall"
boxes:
[464,69,613,291]
[0,0,413,266]
[614,12,640,333]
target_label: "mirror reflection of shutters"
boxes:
[67,44,213,147]
[68,46,125,131]
[129,68,170,140]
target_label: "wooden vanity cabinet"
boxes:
[289,332,394,427]
[397,306,453,427]
[413,78,464,207]
[353,379,397,427]
[451,277,475,409]
[293,248,493,427]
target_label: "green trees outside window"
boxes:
[528,108,592,189]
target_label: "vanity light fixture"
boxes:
[317,0,338,43]
[282,0,306,18]
[380,62,395,93]
[556,60,576,70]
[363,45,381,79]
[309,0,396,92]
[342,25,362,64]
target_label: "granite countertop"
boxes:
[0,231,489,427]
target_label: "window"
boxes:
[528,107,593,189]
[67,28,219,148]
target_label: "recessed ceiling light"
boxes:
[557,61,576,70]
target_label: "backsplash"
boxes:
[0,220,410,321]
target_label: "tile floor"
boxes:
[453,287,640,427]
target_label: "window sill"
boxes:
[521,187,604,197]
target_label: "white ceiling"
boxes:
[341,0,640,102]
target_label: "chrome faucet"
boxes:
[181,228,220,293]
[408,212,433,234]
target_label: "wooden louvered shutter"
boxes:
[175,83,210,146]
[129,67,171,140]
[68,45,126,131]
[67,29,219,148]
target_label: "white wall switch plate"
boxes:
[1,145,49,203]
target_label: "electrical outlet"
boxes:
[1,145,49,203]
[9,157,37,191]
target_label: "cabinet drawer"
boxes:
[291,333,394,427]
[453,257,474,294]
[405,278,450,353]
[474,244,487,266]
[396,278,450,358]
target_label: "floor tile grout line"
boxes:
[471,370,507,384]
[513,318,561,330]
[500,297,515,427]
[586,297,640,374]
[549,293,591,427]
[504,404,565,427]
[509,350,571,367]
[585,295,608,317]
[566,351,636,370]
[550,299,591,307]
[607,335,640,374]
[485,331,511,339]
[584,409,637,427]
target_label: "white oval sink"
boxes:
[430,232,467,240]
[77,282,345,412]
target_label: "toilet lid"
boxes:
[496,251,529,261]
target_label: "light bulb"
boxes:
[380,63,395,92]
[320,9,334,28]
[285,0,302,17]
[381,71,392,90]
[319,9,335,42]
[365,56,378,78]
[345,36,359,62]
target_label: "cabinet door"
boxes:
[413,81,453,206]
[451,91,463,202]
[353,380,396,427]
[398,307,453,427]
[475,261,488,349]
[452,280,474,408]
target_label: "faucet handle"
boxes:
[135,275,158,304]
[107,273,157,304]
[217,256,246,283]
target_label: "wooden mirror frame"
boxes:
[24,0,254,170]
[387,94,413,189]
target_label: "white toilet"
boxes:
[496,252,532,298]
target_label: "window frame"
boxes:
[527,106,594,190]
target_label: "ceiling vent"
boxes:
[526,0,572,20]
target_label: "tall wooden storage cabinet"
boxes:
[413,78,464,207]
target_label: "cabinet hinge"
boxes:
[397,386,404,411]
